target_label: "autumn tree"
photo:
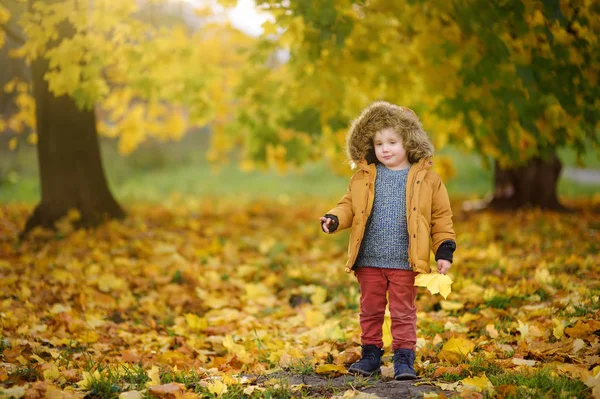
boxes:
[216,0,599,209]
[0,0,252,235]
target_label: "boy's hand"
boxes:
[319,216,334,233]
[437,259,451,274]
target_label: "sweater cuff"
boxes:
[435,240,456,263]
[323,214,339,233]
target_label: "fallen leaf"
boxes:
[23,381,47,399]
[460,374,494,393]
[512,358,536,367]
[438,337,475,363]
[440,301,464,311]
[146,366,161,387]
[121,350,141,364]
[119,391,144,399]
[149,382,186,398]
[0,385,26,399]
[315,364,347,376]
[433,364,468,378]
[485,324,499,338]
[553,318,565,339]
[206,380,227,396]
[76,370,100,390]
[42,363,60,381]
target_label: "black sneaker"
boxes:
[348,345,384,376]
[393,348,417,380]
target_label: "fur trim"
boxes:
[346,101,434,165]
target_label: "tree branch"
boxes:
[1,23,26,45]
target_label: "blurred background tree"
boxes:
[217,0,599,209]
[0,0,252,234]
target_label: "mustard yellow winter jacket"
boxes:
[324,101,456,274]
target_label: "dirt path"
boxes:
[260,373,449,398]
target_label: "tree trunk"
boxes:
[489,151,567,211]
[21,44,124,238]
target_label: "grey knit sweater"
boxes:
[355,163,411,270]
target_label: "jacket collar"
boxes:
[356,158,433,172]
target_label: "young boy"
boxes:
[320,101,456,379]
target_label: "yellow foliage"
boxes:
[0,199,599,396]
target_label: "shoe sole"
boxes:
[395,373,417,380]
[348,367,381,377]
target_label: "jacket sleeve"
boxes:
[324,175,355,233]
[431,178,456,255]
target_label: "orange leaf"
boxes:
[121,350,141,364]
[148,382,186,398]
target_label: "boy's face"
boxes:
[373,128,411,170]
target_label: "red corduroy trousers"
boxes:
[355,267,417,351]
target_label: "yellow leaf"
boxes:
[553,318,565,339]
[119,391,143,399]
[97,273,127,293]
[304,309,326,328]
[76,370,101,390]
[243,386,264,395]
[310,286,328,306]
[0,385,26,399]
[50,304,71,314]
[485,324,499,338]
[414,272,453,299]
[586,366,600,399]
[460,374,494,393]
[440,301,464,311]
[438,337,475,363]
[511,358,536,367]
[206,380,228,396]
[382,314,392,347]
[43,363,60,381]
[315,364,347,375]
[146,366,161,387]
[517,320,530,341]
[184,313,207,331]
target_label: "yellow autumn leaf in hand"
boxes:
[438,337,475,363]
[414,272,453,299]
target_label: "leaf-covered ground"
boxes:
[1,198,599,398]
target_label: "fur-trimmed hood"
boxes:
[346,101,434,166]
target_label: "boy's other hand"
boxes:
[437,259,451,274]
[319,216,334,233]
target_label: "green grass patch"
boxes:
[286,358,315,375]
[485,295,515,310]
[490,368,589,399]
